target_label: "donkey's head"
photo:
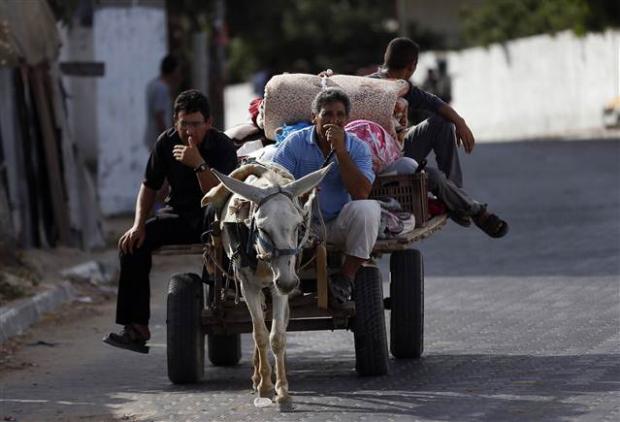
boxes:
[211,164,332,295]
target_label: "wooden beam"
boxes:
[315,244,328,309]
[30,65,71,245]
[59,62,105,77]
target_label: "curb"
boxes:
[0,281,76,344]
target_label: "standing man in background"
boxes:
[143,54,183,150]
[144,55,183,207]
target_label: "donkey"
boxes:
[209,163,332,406]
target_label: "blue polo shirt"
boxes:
[272,126,375,221]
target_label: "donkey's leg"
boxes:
[243,283,274,398]
[251,345,260,392]
[270,293,291,403]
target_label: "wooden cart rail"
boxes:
[203,295,353,335]
[153,214,448,256]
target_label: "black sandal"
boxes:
[103,325,150,354]
[473,209,509,238]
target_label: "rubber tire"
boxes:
[167,273,205,384]
[352,266,389,376]
[389,249,424,359]
[203,281,242,366]
[208,334,242,366]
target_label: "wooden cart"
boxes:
[159,209,447,384]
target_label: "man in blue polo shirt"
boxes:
[272,88,381,306]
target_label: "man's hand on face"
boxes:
[324,124,346,153]
[173,136,204,168]
[455,120,475,154]
[118,224,146,255]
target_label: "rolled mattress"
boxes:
[261,73,408,141]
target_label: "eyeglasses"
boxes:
[177,120,206,130]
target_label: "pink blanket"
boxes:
[345,120,402,173]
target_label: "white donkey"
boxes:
[210,163,332,406]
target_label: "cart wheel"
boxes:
[389,249,424,359]
[352,266,389,376]
[167,273,205,384]
[208,334,242,366]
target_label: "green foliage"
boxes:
[166,0,212,32]
[226,0,398,82]
[175,0,619,83]
[0,245,38,306]
[0,273,29,305]
[227,37,258,83]
[585,0,620,31]
[461,0,620,47]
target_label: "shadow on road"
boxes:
[282,352,620,421]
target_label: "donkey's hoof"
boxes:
[277,397,294,412]
[253,397,274,408]
[275,394,292,404]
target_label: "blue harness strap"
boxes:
[249,186,304,261]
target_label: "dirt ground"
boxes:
[0,295,107,369]
[1,216,131,304]
[0,217,132,377]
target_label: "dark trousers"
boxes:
[115,206,214,326]
[404,114,464,188]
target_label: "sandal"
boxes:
[328,273,354,308]
[473,208,509,238]
[103,325,150,354]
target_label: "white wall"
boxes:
[94,6,167,215]
[225,82,254,129]
[415,30,620,141]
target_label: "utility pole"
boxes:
[209,0,226,130]
[397,0,408,37]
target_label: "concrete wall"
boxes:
[94,6,167,215]
[414,30,620,141]
[225,82,254,129]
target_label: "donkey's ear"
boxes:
[210,169,268,204]
[284,163,334,197]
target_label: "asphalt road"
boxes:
[1,139,619,422]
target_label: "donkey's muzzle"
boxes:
[275,276,300,295]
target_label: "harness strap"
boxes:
[256,233,300,258]
[256,185,294,208]
[251,186,305,260]
[202,249,235,281]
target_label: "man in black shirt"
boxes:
[103,89,237,353]
[369,37,473,190]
